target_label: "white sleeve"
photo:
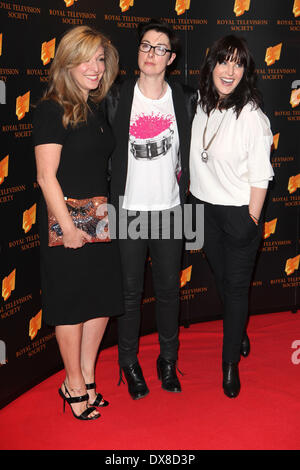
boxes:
[243,106,274,186]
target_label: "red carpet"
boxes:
[1,311,300,450]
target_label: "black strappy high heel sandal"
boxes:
[58,383,101,420]
[85,382,109,407]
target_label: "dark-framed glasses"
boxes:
[139,42,172,56]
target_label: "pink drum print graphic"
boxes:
[130,113,174,160]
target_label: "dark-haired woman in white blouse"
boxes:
[189,35,274,398]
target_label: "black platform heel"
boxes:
[85,382,109,407]
[58,383,100,420]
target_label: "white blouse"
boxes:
[189,102,274,206]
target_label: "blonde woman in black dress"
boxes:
[33,26,122,420]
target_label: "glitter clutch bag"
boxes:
[48,196,110,247]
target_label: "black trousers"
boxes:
[190,194,263,363]
[118,209,183,368]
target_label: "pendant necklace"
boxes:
[201,110,227,163]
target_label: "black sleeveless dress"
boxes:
[33,99,123,325]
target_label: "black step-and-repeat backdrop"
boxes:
[0,0,299,408]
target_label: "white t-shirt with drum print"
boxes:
[122,83,180,211]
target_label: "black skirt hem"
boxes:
[42,309,124,327]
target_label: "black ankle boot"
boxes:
[120,362,149,400]
[157,356,182,393]
[222,361,240,398]
[240,333,250,357]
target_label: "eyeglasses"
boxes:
[139,42,172,57]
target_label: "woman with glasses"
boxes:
[106,19,197,400]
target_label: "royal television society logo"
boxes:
[285,255,300,276]
[175,0,191,15]
[23,203,36,233]
[0,155,9,185]
[288,174,300,194]
[64,0,78,6]
[119,0,134,12]
[217,1,267,31]
[2,269,16,301]
[263,218,277,240]
[234,0,250,17]
[16,91,30,120]
[29,310,42,340]
[265,43,282,66]
[293,0,300,17]
[272,133,280,150]
[41,38,56,66]
[180,265,192,288]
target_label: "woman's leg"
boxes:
[203,203,261,397]
[118,236,148,367]
[117,233,150,399]
[146,209,183,392]
[222,213,262,362]
[81,316,109,404]
[150,237,183,362]
[55,323,99,418]
[202,202,261,362]
[201,201,227,305]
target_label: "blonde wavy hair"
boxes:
[44,25,119,127]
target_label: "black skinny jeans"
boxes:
[190,194,262,363]
[118,209,183,368]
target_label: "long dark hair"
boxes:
[199,35,262,117]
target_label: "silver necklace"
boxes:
[201,110,227,163]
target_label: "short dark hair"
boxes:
[137,18,180,54]
[199,35,262,117]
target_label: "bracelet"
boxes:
[249,214,259,225]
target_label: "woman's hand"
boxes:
[249,187,268,222]
[62,227,92,249]
[35,143,93,248]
